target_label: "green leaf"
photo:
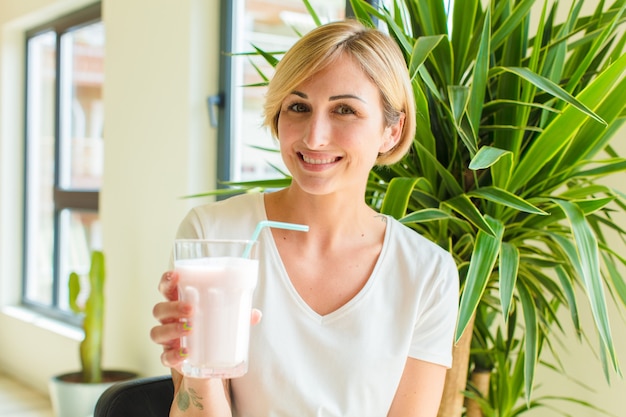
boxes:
[602,252,626,308]
[456,216,504,342]
[443,195,495,236]
[469,146,512,170]
[400,208,456,224]
[451,0,479,81]
[510,52,626,191]
[250,44,280,68]
[467,186,547,215]
[560,75,626,169]
[301,0,322,27]
[493,66,605,125]
[551,199,619,372]
[491,0,536,48]
[517,281,538,405]
[575,159,626,178]
[555,265,581,338]
[499,242,520,320]
[407,36,445,81]
[448,85,469,127]
[564,4,626,93]
[467,5,491,133]
[448,86,478,155]
[574,197,616,215]
[413,141,464,196]
[348,0,373,26]
[380,177,419,219]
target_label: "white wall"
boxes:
[0,0,219,393]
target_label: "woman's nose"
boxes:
[303,112,330,149]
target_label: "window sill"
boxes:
[1,305,82,341]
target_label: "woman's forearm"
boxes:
[170,370,232,417]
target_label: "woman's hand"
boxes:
[150,271,192,369]
[150,270,263,370]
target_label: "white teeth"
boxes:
[301,154,337,164]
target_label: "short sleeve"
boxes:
[409,251,459,368]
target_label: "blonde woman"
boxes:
[151,19,458,417]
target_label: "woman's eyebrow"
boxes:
[291,90,307,98]
[289,90,366,103]
[329,94,367,103]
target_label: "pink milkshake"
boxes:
[174,240,259,378]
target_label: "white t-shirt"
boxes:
[175,193,459,417]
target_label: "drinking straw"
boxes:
[242,220,309,258]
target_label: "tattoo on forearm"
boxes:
[177,381,204,411]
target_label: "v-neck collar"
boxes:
[257,193,391,324]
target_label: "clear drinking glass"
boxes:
[174,239,259,379]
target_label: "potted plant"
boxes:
[49,251,137,417]
[206,0,626,416]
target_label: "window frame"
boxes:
[22,2,102,322]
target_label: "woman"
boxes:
[151,19,459,417]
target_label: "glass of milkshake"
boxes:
[174,239,259,379]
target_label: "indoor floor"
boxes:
[0,372,53,417]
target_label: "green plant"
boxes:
[69,251,105,383]
[204,0,626,415]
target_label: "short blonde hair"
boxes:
[262,19,416,165]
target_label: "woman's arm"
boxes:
[387,357,447,417]
[151,271,233,416]
[169,372,232,417]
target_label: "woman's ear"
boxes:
[379,112,405,154]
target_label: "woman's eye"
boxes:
[335,105,355,115]
[288,103,309,112]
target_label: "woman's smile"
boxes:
[299,152,342,166]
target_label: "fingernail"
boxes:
[182,322,192,331]
[179,348,188,358]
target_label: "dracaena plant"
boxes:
[203,0,626,415]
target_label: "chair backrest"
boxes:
[94,375,173,417]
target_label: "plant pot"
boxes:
[49,370,137,417]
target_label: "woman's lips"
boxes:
[299,152,341,165]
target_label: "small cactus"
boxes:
[68,251,105,383]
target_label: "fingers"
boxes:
[150,319,191,344]
[158,271,180,301]
[151,314,192,369]
[151,285,193,370]
[152,300,192,323]
[159,339,187,369]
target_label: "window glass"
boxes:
[24,30,57,306]
[58,22,105,190]
[23,5,103,317]
[231,0,346,182]
[57,210,101,311]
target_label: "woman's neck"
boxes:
[263,187,384,247]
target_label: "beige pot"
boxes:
[49,370,137,417]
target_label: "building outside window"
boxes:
[23,3,104,320]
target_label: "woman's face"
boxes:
[276,53,402,197]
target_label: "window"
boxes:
[218,0,348,183]
[23,4,104,320]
